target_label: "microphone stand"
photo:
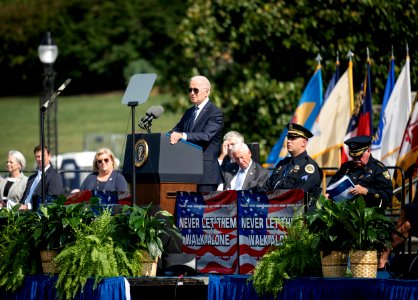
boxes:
[128,101,137,204]
[39,107,46,208]
[39,79,71,207]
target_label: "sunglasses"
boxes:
[97,158,110,164]
[188,88,200,94]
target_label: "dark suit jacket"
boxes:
[80,170,128,192]
[223,161,269,191]
[172,100,223,185]
[21,166,65,203]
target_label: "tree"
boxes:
[0,0,185,94]
[173,0,418,160]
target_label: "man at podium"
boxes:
[170,75,223,192]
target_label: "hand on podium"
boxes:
[170,132,183,144]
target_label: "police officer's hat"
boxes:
[344,135,372,157]
[286,123,313,140]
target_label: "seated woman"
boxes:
[0,150,28,208]
[79,148,128,193]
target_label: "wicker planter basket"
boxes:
[40,249,59,274]
[350,250,377,278]
[140,251,158,276]
[321,251,349,277]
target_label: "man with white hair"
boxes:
[218,130,244,166]
[170,75,223,192]
[222,143,268,191]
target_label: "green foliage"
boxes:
[0,206,40,292]
[305,195,353,252]
[339,196,394,252]
[55,209,140,300]
[113,204,182,260]
[0,0,186,94]
[1,0,417,160]
[175,0,418,160]
[251,210,321,296]
[306,196,395,252]
[0,202,181,297]
[32,197,96,250]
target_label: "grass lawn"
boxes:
[0,92,183,171]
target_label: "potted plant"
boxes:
[112,204,182,276]
[304,196,351,277]
[251,209,321,297]
[54,204,182,299]
[337,196,395,278]
[54,208,139,300]
[32,196,97,274]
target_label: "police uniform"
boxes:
[328,136,393,207]
[264,123,322,198]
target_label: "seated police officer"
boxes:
[328,135,393,208]
[262,123,322,199]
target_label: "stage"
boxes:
[3,273,418,300]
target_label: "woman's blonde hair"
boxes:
[92,148,118,172]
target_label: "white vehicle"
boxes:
[55,151,96,192]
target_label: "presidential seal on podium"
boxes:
[135,139,149,167]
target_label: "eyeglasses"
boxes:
[97,158,110,164]
[188,88,200,94]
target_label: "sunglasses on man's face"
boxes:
[97,158,110,164]
[188,88,200,94]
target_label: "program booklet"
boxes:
[326,175,355,202]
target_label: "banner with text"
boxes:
[237,189,304,274]
[176,191,238,274]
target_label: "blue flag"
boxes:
[266,67,323,166]
[372,56,396,148]
[324,62,340,102]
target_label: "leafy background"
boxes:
[0,0,417,166]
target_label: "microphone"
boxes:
[41,78,72,112]
[139,105,164,132]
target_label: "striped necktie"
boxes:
[188,106,199,131]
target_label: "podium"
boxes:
[123,133,203,214]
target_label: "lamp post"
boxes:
[38,32,59,167]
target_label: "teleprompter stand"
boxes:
[121,74,157,202]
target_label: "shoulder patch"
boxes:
[383,170,391,180]
[376,160,385,167]
[305,164,315,174]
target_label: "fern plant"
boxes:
[0,206,40,292]
[54,209,141,300]
[251,210,321,296]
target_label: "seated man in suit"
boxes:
[20,145,65,210]
[222,143,269,191]
[218,130,245,167]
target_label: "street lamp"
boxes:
[38,32,59,166]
